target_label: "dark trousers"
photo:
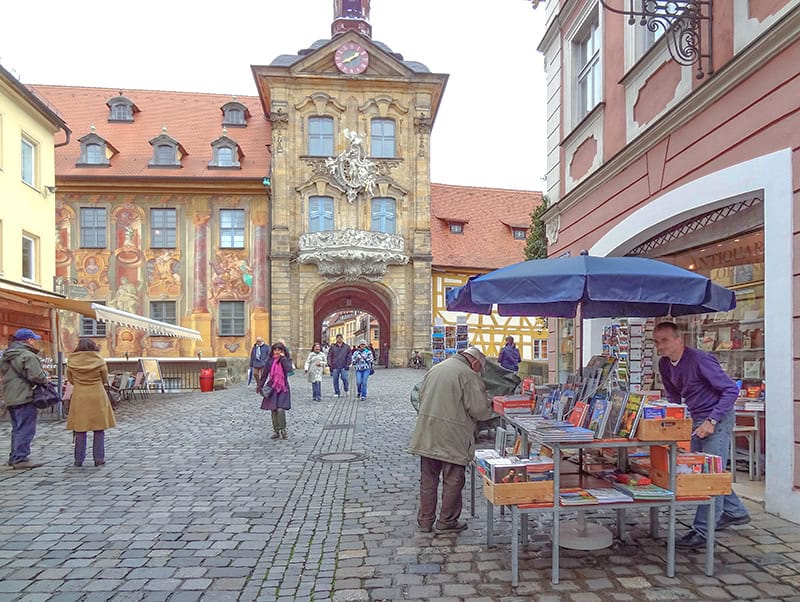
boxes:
[311,381,321,399]
[74,431,105,466]
[8,403,38,464]
[417,455,466,528]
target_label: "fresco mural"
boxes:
[209,249,253,301]
[146,250,182,296]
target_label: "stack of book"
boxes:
[559,489,599,506]
[612,482,674,500]
[532,425,595,443]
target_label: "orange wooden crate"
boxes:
[650,467,732,497]
[482,477,554,505]
[636,418,693,441]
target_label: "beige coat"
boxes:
[408,354,493,466]
[66,351,116,432]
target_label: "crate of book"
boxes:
[636,418,693,441]
[483,477,554,505]
[493,394,534,415]
[649,468,732,497]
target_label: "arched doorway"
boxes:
[314,283,392,365]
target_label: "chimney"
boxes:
[332,0,371,38]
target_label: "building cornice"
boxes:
[543,3,800,223]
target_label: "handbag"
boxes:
[258,384,275,399]
[105,385,121,409]
[31,381,62,409]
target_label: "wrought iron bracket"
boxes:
[598,0,713,79]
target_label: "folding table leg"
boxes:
[511,506,520,587]
[705,501,716,576]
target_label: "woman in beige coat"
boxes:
[66,339,116,467]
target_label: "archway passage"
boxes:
[314,284,391,365]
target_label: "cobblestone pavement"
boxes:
[1,367,799,602]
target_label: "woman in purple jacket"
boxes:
[257,342,293,440]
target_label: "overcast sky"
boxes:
[2,0,547,191]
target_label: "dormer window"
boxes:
[106,95,137,123]
[436,215,468,234]
[148,128,185,168]
[512,228,527,240]
[449,223,464,234]
[221,101,250,127]
[208,132,243,169]
[77,130,115,167]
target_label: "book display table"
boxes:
[481,417,718,586]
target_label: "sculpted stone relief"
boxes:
[324,129,379,203]
[297,229,408,282]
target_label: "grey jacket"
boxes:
[327,343,351,370]
[0,342,49,407]
[408,354,493,466]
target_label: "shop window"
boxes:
[219,300,245,336]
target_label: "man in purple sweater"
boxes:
[654,322,751,549]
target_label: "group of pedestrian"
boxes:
[0,329,116,471]
[325,333,375,400]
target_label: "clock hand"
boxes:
[343,52,361,63]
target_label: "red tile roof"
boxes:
[431,183,543,271]
[29,85,270,180]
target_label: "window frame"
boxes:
[218,300,245,336]
[308,196,335,232]
[449,223,464,234]
[532,338,549,361]
[370,118,396,158]
[219,209,245,249]
[21,136,36,187]
[150,300,177,325]
[79,207,108,249]
[370,197,397,234]
[81,301,107,337]
[575,16,601,123]
[150,208,177,249]
[307,116,335,156]
[21,234,36,281]
[512,228,527,240]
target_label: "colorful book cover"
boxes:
[568,400,589,427]
[586,396,610,438]
[604,389,628,438]
[617,392,645,438]
[642,404,666,420]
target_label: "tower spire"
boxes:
[332,0,371,38]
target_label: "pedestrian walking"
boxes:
[257,342,293,439]
[249,337,269,385]
[654,321,751,549]
[351,340,374,401]
[65,338,116,467]
[304,342,327,401]
[0,328,50,469]
[408,346,493,533]
[327,334,351,398]
[498,335,521,372]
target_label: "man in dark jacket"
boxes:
[408,347,493,533]
[498,335,521,372]
[0,328,50,469]
[327,334,351,398]
[249,337,269,385]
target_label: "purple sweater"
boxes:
[658,346,739,422]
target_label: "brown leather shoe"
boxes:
[434,521,468,534]
[12,460,43,469]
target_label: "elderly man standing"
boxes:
[654,321,751,549]
[408,347,493,533]
[0,328,50,469]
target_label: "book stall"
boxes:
[472,361,733,585]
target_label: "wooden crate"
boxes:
[636,418,693,441]
[650,467,732,497]
[483,477,554,505]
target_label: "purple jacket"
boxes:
[658,346,739,422]
[498,343,521,372]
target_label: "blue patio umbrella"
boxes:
[446,254,736,318]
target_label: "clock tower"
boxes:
[332,0,371,38]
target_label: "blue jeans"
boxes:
[691,410,749,537]
[331,368,349,396]
[75,431,105,466]
[355,369,370,399]
[311,381,321,400]
[8,403,38,464]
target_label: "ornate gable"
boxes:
[290,33,414,79]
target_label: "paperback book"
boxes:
[617,392,646,438]
[586,396,610,438]
[604,389,628,438]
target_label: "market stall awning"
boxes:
[0,284,202,341]
[91,304,202,340]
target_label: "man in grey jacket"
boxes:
[408,347,493,533]
[0,329,50,469]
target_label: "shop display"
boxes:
[430,318,469,365]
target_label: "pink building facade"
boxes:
[537,0,800,521]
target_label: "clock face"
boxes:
[334,42,369,75]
